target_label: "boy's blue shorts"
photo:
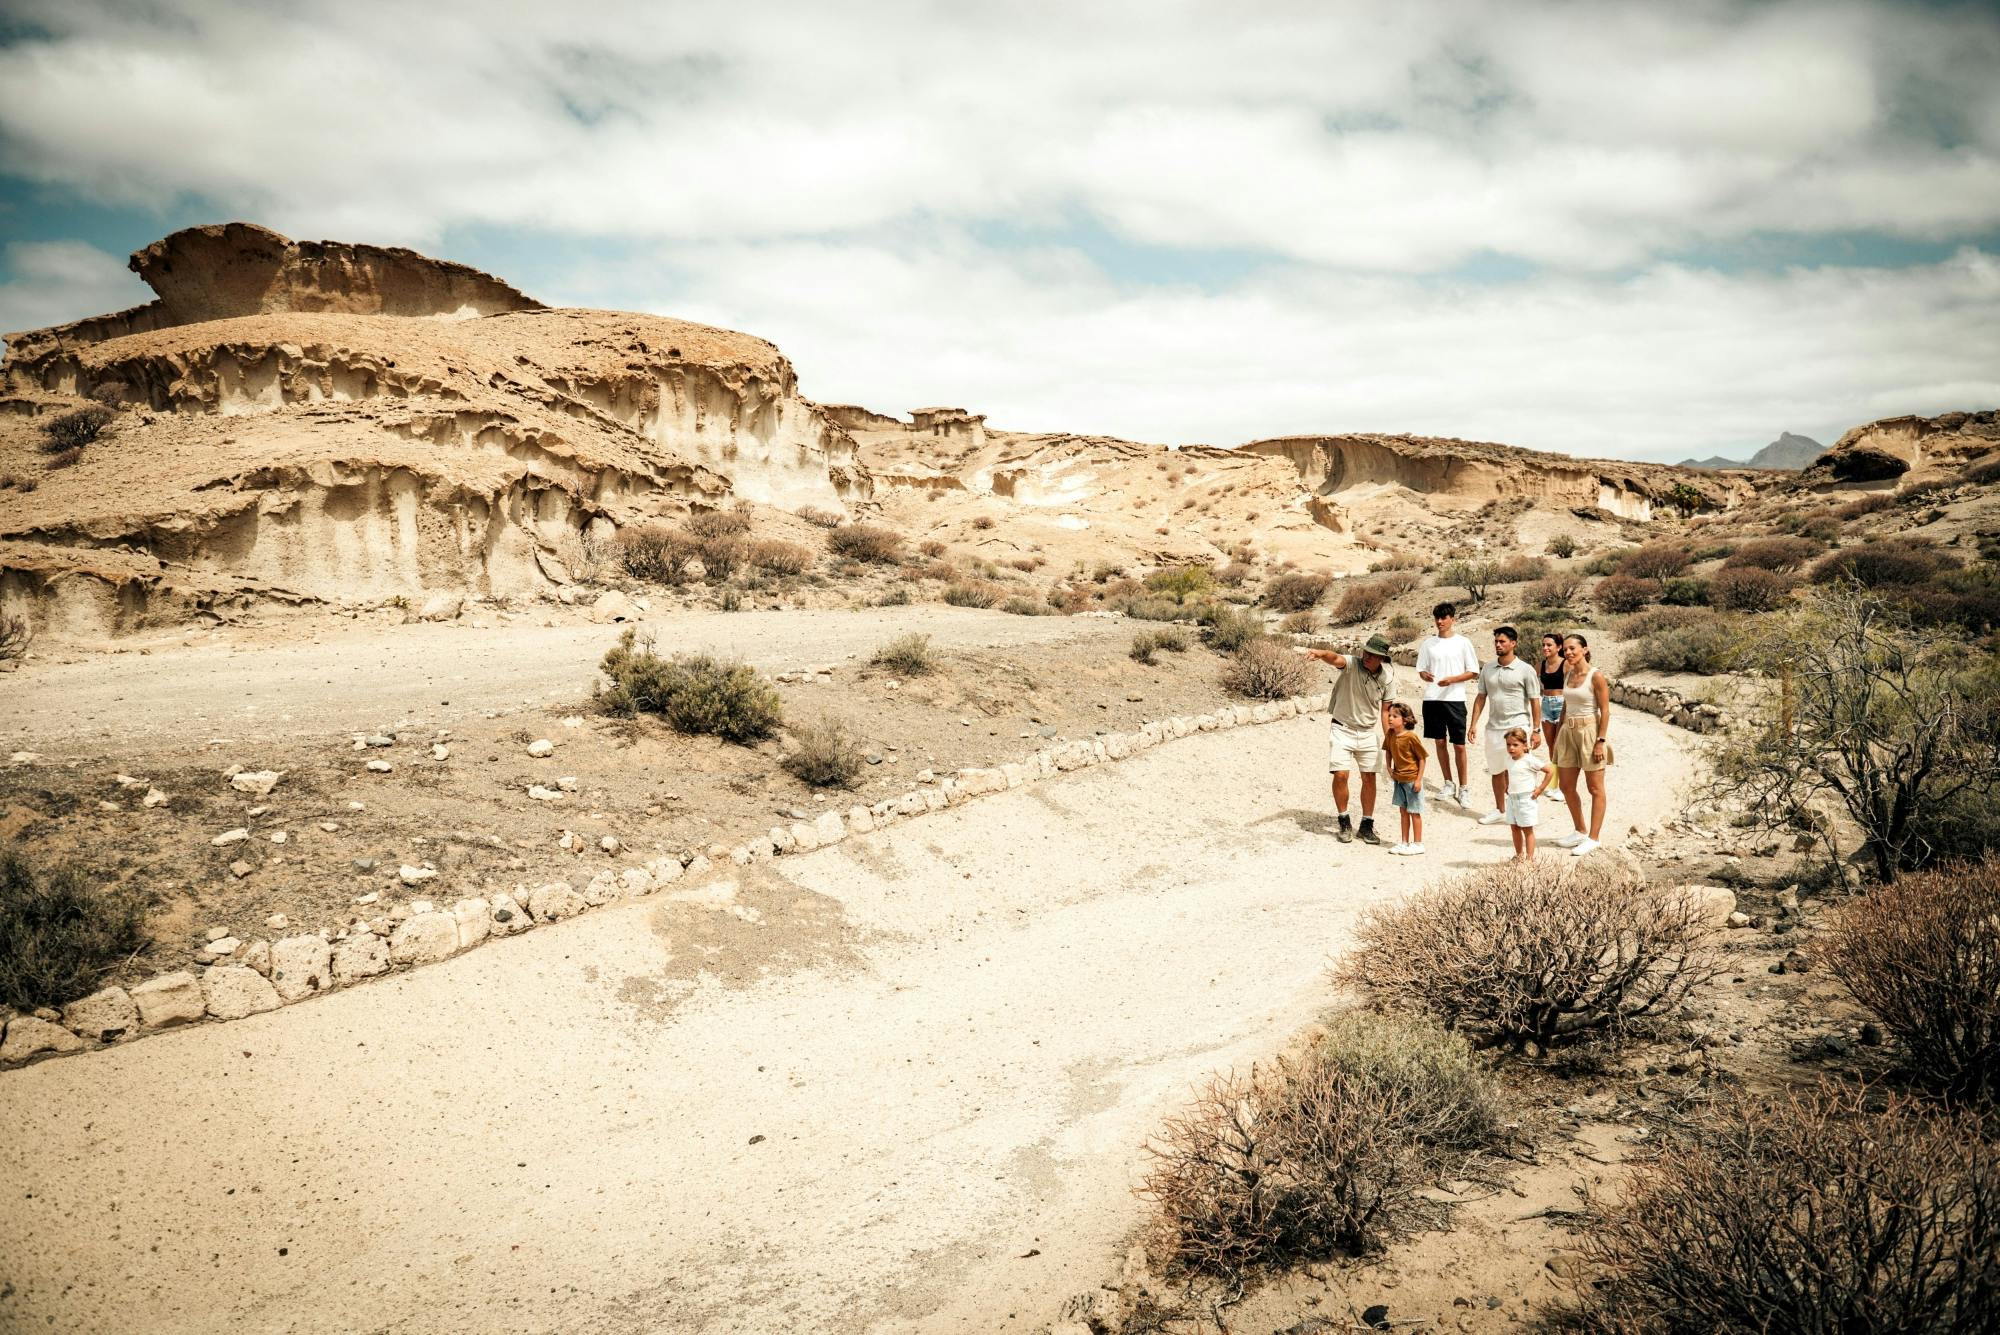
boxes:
[1392,780,1425,813]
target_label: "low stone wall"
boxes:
[1610,680,1724,734]
[0,695,1328,1069]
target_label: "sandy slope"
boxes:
[1,607,1132,747]
[0,708,1699,1335]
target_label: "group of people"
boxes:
[1300,603,1611,860]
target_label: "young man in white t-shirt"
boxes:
[1414,602,1481,805]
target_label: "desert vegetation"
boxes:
[596,629,782,743]
[0,852,147,1010]
[1221,639,1312,699]
[871,632,937,675]
[0,610,31,663]
[780,718,864,788]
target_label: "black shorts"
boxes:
[1421,701,1467,744]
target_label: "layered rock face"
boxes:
[1240,433,1756,520]
[0,226,866,636]
[1805,410,2000,484]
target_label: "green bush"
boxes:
[1709,567,1791,612]
[781,718,863,788]
[597,629,782,743]
[827,523,905,564]
[1551,1085,1999,1334]
[1131,626,1192,663]
[1659,575,1711,606]
[1146,564,1217,602]
[39,405,113,453]
[1594,574,1661,613]
[1723,536,1826,572]
[1627,613,1748,674]
[1582,550,1629,577]
[1546,533,1579,558]
[1202,605,1263,653]
[0,852,147,1010]
[871,633,936,675]
[1120,595,1188,621]
[1263,572,1331,611]
[1438,559,1498,603]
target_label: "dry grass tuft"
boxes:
[1222,639,1312,699]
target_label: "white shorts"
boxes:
[1484,721,1530,777]
[1329,722,1382,774]
[1507,793,1539,828]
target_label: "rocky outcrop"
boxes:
[0,226,872,634]
[1241,432,1754,518]
[1803,410,2000,485]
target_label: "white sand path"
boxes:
[0,708,1698,1334]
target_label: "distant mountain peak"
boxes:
[1679,431,1823,471]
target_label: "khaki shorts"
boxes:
[1329,722,1383,774]
[1554,722,1608,772]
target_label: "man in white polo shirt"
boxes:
[1468,624,1544,826]
[1415,602,1481,805]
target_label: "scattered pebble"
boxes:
[527,739,554,758]
[365,760,392,773]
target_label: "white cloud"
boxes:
[636,237,2000,462]
[0,240,151,338]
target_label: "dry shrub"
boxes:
[1385,613,1422,645]
[1546,533,1579,558]
[794,505,842,529]
[1045,583,1089,614]
[781,717,863,788]
[1369,552,1426,573]
[1626,610,1748,674]
[1493,554,1547,583]
[872,633,936,676]
[1612,604,1710,640]
[1820,859,2000,1102]
[1279,610,1319,634]
[1811,537,1960,588]
[1201,605,1263,653]
[1216,560,1253,587]
[1835,491,1898,520]
[1526,572,1583,608]
[597,629,782,743]
[1594,573,1661,613]
[1335,861,1716,1052]
[682,509,751,540]
[39,405,113,453]
[827,523,904,564]
[1709,566,1792,612]
[556,528,616,585]
[1131,626,1192,663]
[943,580,1001,608]
[0,851,148,1010]
[918,539,947,558]
[1331,578,1394,625]
[1723,536,1826,572]
[1264,571,1331,611]
[999,596,1049,616]
[617,524,696,584]
[746,539,814,576]
[43,446,84,470]
[1622,543,1692,580]
[970,515,996,530]
[0,611,31,663]
[1222,639,1312,699]
[1551,1083,2000,1334]
[1140,1011,1498,1280]
[1008,556,1041,573]
[695,535,742,582]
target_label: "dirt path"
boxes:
[0,710,1700,1335]
[1,607,1129,747]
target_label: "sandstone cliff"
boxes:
[0,226,866,636]
[1803,410,2000,484]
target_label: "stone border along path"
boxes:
[0,695,1327,1069]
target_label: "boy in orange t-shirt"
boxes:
[1383,702,1428,856]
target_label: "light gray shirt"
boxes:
[1477,657,1542,729]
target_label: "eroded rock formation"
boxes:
[1805,410,2000,484]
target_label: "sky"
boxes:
[1,1,1997,464]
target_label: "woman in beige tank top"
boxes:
[1551,633,1611,856]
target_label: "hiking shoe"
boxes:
[1478,809,1508,826]
[1357,821,1383,846]
[1337,816,1354,844]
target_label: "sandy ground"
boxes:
[0,704,1698,1335]
[1,606,1132,747]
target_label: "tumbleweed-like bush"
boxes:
[1221,639,1311,699]
[1819,859,2000,1103]
[38,405,113,453]
[0,852,147,1011]
[617,524,696,584]
[1314,1009,1501,1154]
[1548,1083,2000,1334]
[746,539,814,576]
[681,509,751,540]
[1594,574,1662,613]
[0,611,31,663]
[871,632,936,676]
[1262,571,1331,612]
[1334,861,1716,1052]
[1709,566,1792,612]
[1620,542,1692,580]
[694,534,742,582]
[781,717,863,788]
[1722,536,1826,572]
[597,629,782,743]
[827,523,904,563]
[1200,605,1263,653]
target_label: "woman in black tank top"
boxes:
[1538,633,1566,753]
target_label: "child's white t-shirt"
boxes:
[1506,752,1549,795]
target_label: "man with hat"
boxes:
[1299,633,1396,845]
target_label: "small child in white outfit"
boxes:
[1503,727,1553,861]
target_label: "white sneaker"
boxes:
[1570,837,1601,857]
[1403,842,1426,855]
[1478,810,1508,826]
[1551,831,1585,848]
[1388,842,1410,855]
[1436,781,1454,804]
